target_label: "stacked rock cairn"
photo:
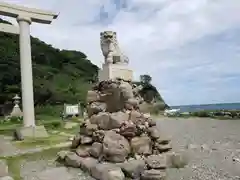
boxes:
[57,79,187,180]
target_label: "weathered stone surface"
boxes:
[146,155,167,169]
[102,166,125,180]
[87,90,100,103]
[125,98,139,110]
[167,152,188,168]
[119,81,134,100]
[80,136,93,145]
[81,123,98,136]
[14,125,48,140]
[129,110,144,125]
[141,169,166,180]
[89,142,102,158]
[91,163,125,180]
[103,84,123,113]
[118,159,145,178]
[109,111,129,129]
[155,143,172,153]
[76,146,90,157]
[92,130,105,143]
[131,135,152,155]
[57,150,69,160]
[147,119,156,127]
[156,135,170,145]
[80,157,98,173]
[65,152,83,168]
[103,131,130,163]
[91,163,112,179]
[119,122,136,139]
[0,160,8,177]
[71,133,81,149]
[90,112,110,130]
[87,102,107,117]
[148,127,160,140]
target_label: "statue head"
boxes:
[100,31,117,43]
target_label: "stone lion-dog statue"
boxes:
[100,31,129,64]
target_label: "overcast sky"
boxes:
[1,0,240,106]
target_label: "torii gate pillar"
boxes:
[0,2,58,127]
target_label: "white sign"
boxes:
[66,105,79,115]
[63,103,82,117]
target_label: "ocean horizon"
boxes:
[170,102,240,112]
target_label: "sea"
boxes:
[170,103,240,113]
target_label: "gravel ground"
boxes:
[20,159,94,180]
[18,118,240,180]
[157,118,240,180]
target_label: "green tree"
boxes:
[140,74,152,84]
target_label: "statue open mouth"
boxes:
[100,31,129,65]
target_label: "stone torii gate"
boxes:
[0,2,58,127]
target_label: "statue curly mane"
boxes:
[100,31,129,64]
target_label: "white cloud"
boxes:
[1,0,240,105]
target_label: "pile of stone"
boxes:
[57,79,187,180]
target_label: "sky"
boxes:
[1,0,240,106]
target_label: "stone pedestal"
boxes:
[98,63,133,81]
[14,126,49,141]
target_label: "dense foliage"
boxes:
[0,18,98,107]
[134,75,166,104]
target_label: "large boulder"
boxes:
[154,143,172,153]
[71,134,81,149]
[76,146,90,157]
[145,155,168,169]
[141,169,166,180]
[87,90,100,103]
[90,112,110,130]
[80,135,93,145]
[87,102,107,117]
[119,81,134,100]
[65,152,83,168]
[80,157,98,173]
[103,131,130,163]
[102,167,125,180]
[119,122,137,139]
[92,130,105,143]
[109,111,129,129]
[129,110,145,125]
[118,159,145,179]
[91,163,125,180]
[80,123,98,136]
[125,98,139,110]
[148,126,160,140]
[89,142,103,158]
[131,135,152,155]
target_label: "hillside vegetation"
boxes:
[0,18,98,109]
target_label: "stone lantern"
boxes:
[10,94,23,117]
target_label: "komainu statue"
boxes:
[100,31,129,64]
